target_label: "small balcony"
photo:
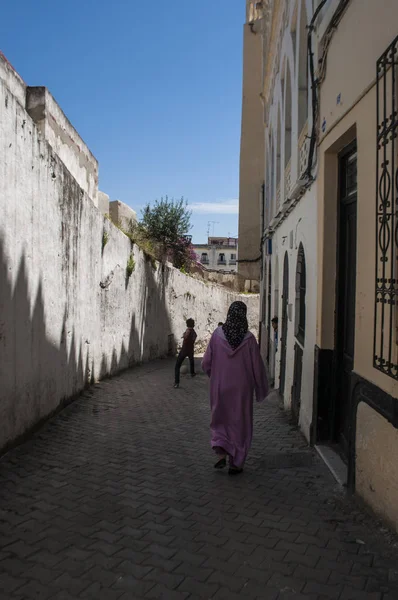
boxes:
[229,260,237,265]
[217,260,227,266]
[201,258,209,265]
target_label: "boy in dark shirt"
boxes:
[174,318,197,388]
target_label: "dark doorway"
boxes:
[280,252,289,396]
[260,260,267,355]
[292,244,306,424]
[292,343,303,424]
[334,143,357,459]
[267,261,272,363]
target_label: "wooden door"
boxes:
[335,144,357,459]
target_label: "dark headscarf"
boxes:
[222,301,248,350]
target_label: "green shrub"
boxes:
[102,230,109,252]
[126,254,136,278]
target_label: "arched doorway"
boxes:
[267,260,272,364]
[280,252,289,395]
[292,244,306,423]
[295,243,306,344]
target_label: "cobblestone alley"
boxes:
[0,359,398,600]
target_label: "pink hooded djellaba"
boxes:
[202,321,268,469]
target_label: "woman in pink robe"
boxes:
[202,301,268,475]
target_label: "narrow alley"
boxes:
[0,360,397,600]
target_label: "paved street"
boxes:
[0,359,397,600]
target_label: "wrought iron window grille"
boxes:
[374,35,398,379]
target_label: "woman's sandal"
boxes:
[214,457,227,469]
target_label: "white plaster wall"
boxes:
[266,185,317,440]
[0,68,259,452]
[258,0,318,440]
[167,272,259,353]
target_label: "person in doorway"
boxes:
[202,301,268,475]
[174,318,197,389]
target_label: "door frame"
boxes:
[331,140,358,456]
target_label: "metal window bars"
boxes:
[374,35,398,379]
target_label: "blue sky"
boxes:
[1,1,244,243]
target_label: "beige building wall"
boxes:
[316,0,398,530]
[238,21,264,282]
[356,403,398,533]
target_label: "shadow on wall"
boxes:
[143,260,174,360]
[0,233,173,455]
[97,254,174,378]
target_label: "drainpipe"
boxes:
[304,0,329,182]
[305,0,350,182]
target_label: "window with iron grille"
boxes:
[374,35,398,379]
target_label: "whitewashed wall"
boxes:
[270,187,317,440]
[0,60,259,452]
[258,0,318,440]
[264,0,313,224]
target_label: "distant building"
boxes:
[192,237,238,272]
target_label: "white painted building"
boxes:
[193,237,238,273]
[242,0,319,438]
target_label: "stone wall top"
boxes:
[0,52,26,107]
[110,200,137,228]
[26,86,99,205]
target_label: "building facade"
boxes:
[246,0,318,438]
[193,237,238,272]
[243,0,398,531]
